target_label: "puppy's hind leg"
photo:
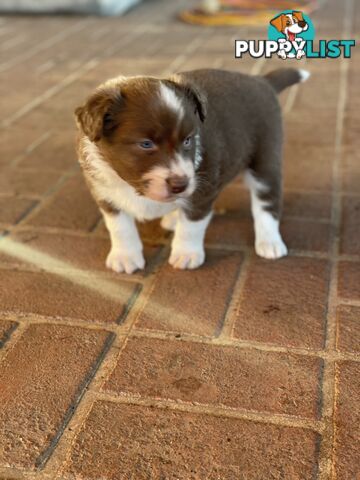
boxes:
[244,169,288,260]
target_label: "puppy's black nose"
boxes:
[166,175,188,194]
[298,20,306,27]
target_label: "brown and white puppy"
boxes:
[75,68,310,274]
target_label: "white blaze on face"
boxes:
[159,82,185,120]
[140,83,196,202]
[160,81,197,194]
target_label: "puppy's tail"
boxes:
[264,68,310,93]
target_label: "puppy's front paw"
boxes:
[169,249,205,270]
[255,239,288,260]
[106,249,145,274]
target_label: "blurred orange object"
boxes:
[179,0,319,26]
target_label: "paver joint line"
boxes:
[35,332,116,470]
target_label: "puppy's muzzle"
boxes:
[166,175,189,194]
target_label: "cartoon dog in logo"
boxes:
[270,11,309,59]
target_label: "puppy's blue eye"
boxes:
[183,136,192,149]
[139,140,155,149]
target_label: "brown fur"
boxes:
[75,87,123,142]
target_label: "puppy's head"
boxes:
[75,76,206,203]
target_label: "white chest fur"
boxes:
[80,138,178,222]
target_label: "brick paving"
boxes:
[0,0,359,478]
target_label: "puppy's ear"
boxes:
[183,83,207,122]
[293,11,304,22]
[270,14,286,32]
[164,78,207,123]
[74,87,123,142]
